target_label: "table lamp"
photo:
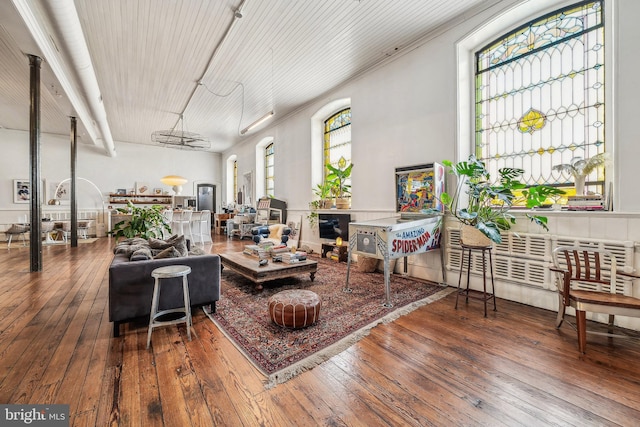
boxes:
[161,175,188,195]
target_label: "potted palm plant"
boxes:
[441,156,564,245]
[552,153,610,196]
[326,156,353,209]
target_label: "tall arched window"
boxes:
[233,160,238,203]
[475,1,605,198]
[324,108,351,178]
[265,142,275,197]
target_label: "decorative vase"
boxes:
[460,224,493,247]
[574,174,586,195]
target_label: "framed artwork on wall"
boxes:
[13,179,31,203]
[50,180,70,201]
[136,182,150,195]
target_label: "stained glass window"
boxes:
[233,160,238,203]
[265,143,275,197]
[475,1,605,200]
[324,108,351,179]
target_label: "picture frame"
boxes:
[153,187,163,195]
[13,179,46,204]
[53,181,70,201]
[116,188,127,195]
[136,182,151,195]
[13,179,31,203]
[286,215,302,249]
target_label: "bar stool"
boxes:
[197,210,211,244]
[171,210,193,241]
[147,265,192,349]
[455,243,497,317]
[190,211,203,245]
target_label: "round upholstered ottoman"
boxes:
[268,289,321,328]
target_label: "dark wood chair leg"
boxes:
[576,310,587,353]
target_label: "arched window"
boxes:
[265,142,275,197]
[233,160,238,203]
[475,1,605,199]
[324,108,351,178]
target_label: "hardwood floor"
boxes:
[1,235,640,426]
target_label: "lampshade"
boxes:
[161,175,188,195]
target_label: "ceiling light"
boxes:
[240,111,274,135]
[161,175,188,195]
[152,114,210,150]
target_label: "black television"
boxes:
[318,213,351,240]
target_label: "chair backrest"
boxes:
[199,210,210,223]
[552,246,618,294]
[173,210,192,222]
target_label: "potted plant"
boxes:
[326,156,353,209]
[552,153,610,196]
[307,200,321,229]
[441,156,565,245]
[109,201,172,240]
[313,181,334,209]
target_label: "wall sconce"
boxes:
[161,175,188,195]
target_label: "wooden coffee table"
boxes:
[219,252,317,291]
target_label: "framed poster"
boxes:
[13,179,31,203]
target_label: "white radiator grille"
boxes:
[446,227,635,291]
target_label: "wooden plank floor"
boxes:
[1,235,640,426]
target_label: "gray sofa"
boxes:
[109,252,220,337]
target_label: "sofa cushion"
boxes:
[130,247,153,261]
[154,246,181,259]
[148,235,188,257]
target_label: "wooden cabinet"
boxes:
[214,213,234,235]
[109,193,172,205]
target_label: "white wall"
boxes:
[0,128,222,225]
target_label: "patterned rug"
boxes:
[206,255,453,388]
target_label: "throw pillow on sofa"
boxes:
[148,235,188,257]
[130,247,153,261]
[154,246,181,259]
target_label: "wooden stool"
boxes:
[147,265,192,349]
[455,244,496,317]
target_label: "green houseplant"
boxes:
[109,201,172,240]
[326,156,353,209]
[313,180,334,209]
[441,156,565,244]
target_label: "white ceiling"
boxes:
[0,0,497,156]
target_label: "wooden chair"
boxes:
[550,246,640,353]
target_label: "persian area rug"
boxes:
[205,255,454,388]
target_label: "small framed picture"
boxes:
[136,182,150,195]
[153,188,163,195]
[116,188,127,195]
[13,179,31,204]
